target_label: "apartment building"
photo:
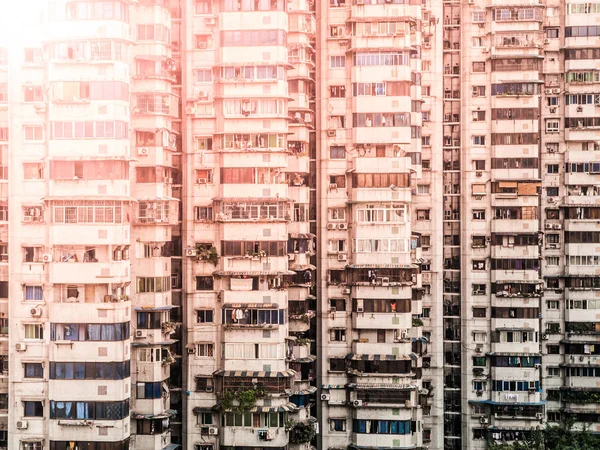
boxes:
[3,1,600,450]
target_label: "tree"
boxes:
[489,421,600,450]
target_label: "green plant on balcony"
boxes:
[284,419,296,432]
[219,387,267,412]
[289,422,317,444]
[162,355,175,366]
[295,338,311,347]
[162,321,175,333]
[412,318,424,327]
[196,245,219,266]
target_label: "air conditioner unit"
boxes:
[329,183,338,190]
[342,288,351,295]
[405,400,412,408]
[338,253,347,261]
[187,347,195,354]
[476,171,482,178]
[327,223,336,230]
[545,223,553,229]
[481,48,489,53]
[541,334,549,340]
[42,253,52,263]
[321,394,330,401]
[205,17,216,25]
[535,413,544,420]
[23,216,33,223]
[198,91,208,99]
[553,89,560,94]
[577,106,583,112]
[545,89,553,95]
[166,178,173,184]
[208,427,219,435]
[16,343,27,352]
[137,147,149,156]
[327,130,336,137]
[550,108,556,113]
[197,42,208,49]
[337,223,347,230]
[185,248,198,257]
[186,107,197,115]
[544,39,549,44]
[197,178,208,184]
[135,330,147,339]
[553,224,562,230]
[381,277,390,286]
[30,306,42,318]
[474,195,483,201]
[475,347,482,353]
[288,254,296,261]
[353,400,363,407]
[480,417,489,424]
[547,198,556,203]
[16,420,28,430]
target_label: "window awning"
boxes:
[291,386,318,396]
[346,264,418,269]
[487,425,536,431]
[346,383,417,390]
[193,406,219,414]
[495,327,535,331]
[222,303,278,309]
[45,155,136,161]
[137,196,179,202]
[42,195,137,202]
[289,233,315,239]
[498,181,518,188]
[560,339,598,345]
[560,386,600,392]
[212,197,293,203]
[213,369,296,378]
[163,444,181,450]
[486,352,541,357]
[494,280,544,285]
[132,409,177,420]
[468,399,546,406]
[289,264,316,271]
[346,353,417,361]
[295,355,317,363]
[213,270,296,276]
[134,305,178,311]
[132,339,177,347]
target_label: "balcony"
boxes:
[49,260,129,284]
[48,299,130,324]
[352,312,412,330]
[491,219,538,234]
[221,427,289,447]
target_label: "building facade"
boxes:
[3,1,600,450]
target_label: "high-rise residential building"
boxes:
[3,1,600,450]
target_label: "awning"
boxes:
[320,384,346,389]
[349,445,416,450]
[493,280,544,285]
[346,353,418,361]
[132,409,177,419]
[347,383,417,390]
[134,305,178,311]
[560,363,600,368]
[487,426,536,431]
[245,402,297,413]
[468,400,545,406]
[495,327,535,332]
[132,340,177,347]
[295,355,317,363]
[289,233,316,239]
[498,181,518,188]
[213,270,296,276]
[222,303,278,309]
[163,444,181,450]
[560,386,600,392]
[137,196,179,202]
[43,195,137,202]
[45,155,136,161]
[192,406,219,414]
[486,352,541,357]
[19,438,45,443]
[212,197,293,203]
[560,339,598,345]
[289,264,317,271]
[346,264,418,269]
[292,386,318,395]
[213,369,296,378]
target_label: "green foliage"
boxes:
[412,318,424,327]
[489,422,600,450]
[295,338,311,346]
[196,245,219,266]
[219,387,267,412]
[289,422,317,444]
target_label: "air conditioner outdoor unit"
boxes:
[208,427,219,435]
[30,306,42,318]
[544,39,549,44]
[205,17,216,25]
[353,400,363,407]
[550,108,556,113]
[16,420,28,430]
[138,147,149,156]
[337,223,347,230]
[545,89,553,95]
[187,347,195,354]
[16,343,27,352]
[327,223,336,230]
[329,183,338,190]
[475,347,482,353]
[480,417,489,424]
[405,400,412,408]
[547,198,555,203]
[197,178,208,184]
[321,394,331,401]
[338,253,347,261]
[553,224,562,230]
[135,330,147,339]
[198,91,208,99]
[42,253,52,263]
[327,130,336,137]
[197,42,208,49]
[185,249,198,257]
[476,171,482,177]
[288,254,296,261]
[545,223,553,229]
[536,413,544,420]
[23,216,33,222]
[200,427,210,435]
[186,107,196,115]
[553,89,560,94]
[342,288,351,295]
[381,277,390,286]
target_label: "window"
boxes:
[547,344,559,354]
[25,286,43,301]
[546,96,559,106]
[417,210,430,220]
[329,358,345,371]
[546,120,560,133]
[330,85,346,98]
[136,382,163,399]
[24,86,43,102]
[24,363,43,378]
[330,298,346,311]
[197,310,214,323]
[546,209,560,220]
[546,234,560,244]
[416,185,430,195]
[472,210,486,220]
[24,48,43,63]
[194,206,213,221]
[24,324,44,340]
[23,125,43,141]
[472,62,486,72]
[328,239,346,253]
[546,256,560,266]
[330,328,346,342]
[547,164,559,174]
[423,86,431,96]
[472,86,486,97]
[23,163,44,180]
[195,137,213,151]
[547,367,560,377]
[194,0,212,14]
[472,135,486,146]
[330,175,345,188]
[195,377,213,392]
[330,146,345,159]
[472,37,484,47]
[194,68,212,83]
[546,187,559,197]
[195,276,214,291]
[546,300,559,310]
[24,401,44,417]
[472,11,486,22]
[330,56,346,68]
[472,260,486,270]
[472,111,486,121]
[50,361,130,380]
[197,343,214,357]
[329,418,346,432]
